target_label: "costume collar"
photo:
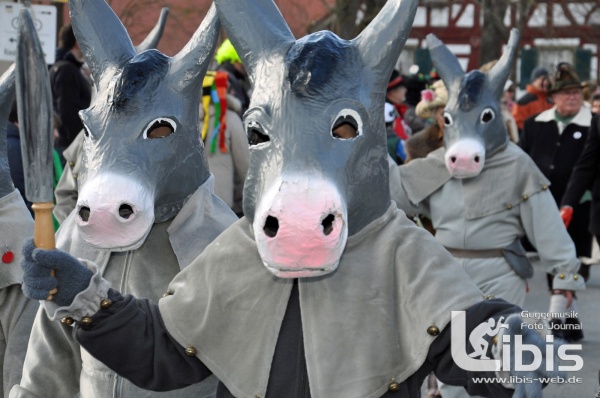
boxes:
[535,106,591,127]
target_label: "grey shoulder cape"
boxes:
[159,204,485,398]
[398,142,551,219]
[0,190,33,289]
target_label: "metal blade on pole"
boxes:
[15,8,55,250]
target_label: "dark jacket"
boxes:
[562,114,600,236]
[49,52,91,149]
[520,107,593,256]
[6,123,32,214]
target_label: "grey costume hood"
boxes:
[214,0,417,278]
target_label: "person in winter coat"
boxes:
[560,113,600,269]
[520,63,593,285]
[512,66,552,132]
[49,24,91,162]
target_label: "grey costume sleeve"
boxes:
[75,289,211,392]
[0,285,38,397]
[520,190,584,291]
[9,306,82,398]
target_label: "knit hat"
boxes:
[387,70,406,91]
[215,39,241,64]
[549,62,583,94]
[415,79,447,119]
[530,66,549,81]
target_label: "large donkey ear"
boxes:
[214,0,295,81]
[135,7,169,53]
[487,28,520,100]
[168,4,220,94]
[69,0,136,87]
[353,0,418,91]
[427,33,465,91]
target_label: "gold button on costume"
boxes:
[388,381,400,392]
[60,317,75,326]
[185,346,197,357]
[427,325,440,336]
[80,317,93,328]
[100,299,112,309]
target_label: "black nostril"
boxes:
[264,216,279,238]
[119,204,134,219]
[474,156,480,163]
[450,156,457,163]
[79,206,91,222]
[321,214,335,236]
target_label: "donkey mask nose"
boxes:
[444,139,486,179]
[253,175,348,279]
[76,173,155,250]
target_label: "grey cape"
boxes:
[159,204,485,398]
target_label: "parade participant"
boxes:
[199,71,249,216]
[560,113,600,277]
[389,30,584,396]
[21,1,565,397]
[215,39,251,117]
[11,2,234,398]
[0,52,39,398]
[512,66,552,132]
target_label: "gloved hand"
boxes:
[559,206,573,228]
[21,238,93,307]
[503,316,564,398]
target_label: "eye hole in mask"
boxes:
[247,121,270,146]
[331,109,362,140]
[144,118,176,139]
[480,108,495,124]
[443,112,454,126]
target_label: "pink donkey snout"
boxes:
[445,139,486,179]
[253,175,348,278]
[76,173,155,250]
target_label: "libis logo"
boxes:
[450,311,583,372]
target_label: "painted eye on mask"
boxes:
[480,108,495,124]
[247,121,270,146]
[443,112,454,126]
[331,109,362,140]
[144,118,176,139]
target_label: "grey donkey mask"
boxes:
[0,65,16,199]
[427,28,520,179]
[214,0,418,278]
[70,0,219,251]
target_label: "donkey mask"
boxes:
[427,29,520,179]
[70,0,219,250]
[215,0,417,278]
